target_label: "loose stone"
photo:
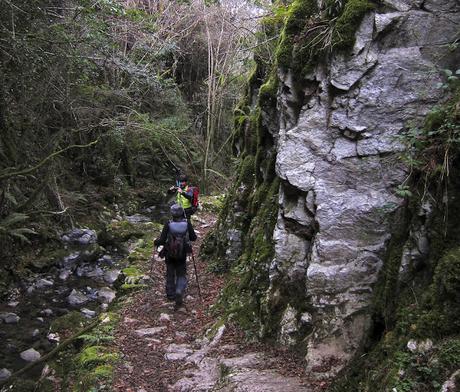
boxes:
[81,308,96,318]
[159,313,171,322]
[35,279,54,289]
[134,327,166,337]
[97,287,116,304]
[59,270,71,280]
[40,309,53,317]
[0,368,11,381]
[67,289,88,306]
[0,312,20,324]
[104,269,121,284]
[20,348,41,362]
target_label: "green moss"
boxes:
[237,155,256,188]
[332,0,375,49]
[199,194,225,214]
[416,247,460,337]
[122,266,142,277]
[93,364,113,378]
[78,346,119,368]
[50,311,87,336]
[108,220,151,241]
[216,178,280,335]
[75,363,114,391]
[434,247,460,298]
[121,283,148,290]
[258,72,279,108]
[276,0,318,70]
[424,106,447,132]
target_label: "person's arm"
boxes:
[167,186,178,195]
[187,222,197,241]
[180,187,193,201]
[154,223,169,246]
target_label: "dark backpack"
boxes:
[166,220,190,259]
[189,186,199,212]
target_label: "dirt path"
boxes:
[111,211,323,392]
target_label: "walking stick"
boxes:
[190,248,202,301]
[150,246,159,277]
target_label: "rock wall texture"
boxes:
[210,0,460,383]
[272,0,459,378]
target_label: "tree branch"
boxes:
[0,140,99,181]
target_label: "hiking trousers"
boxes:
[165,257,187,299]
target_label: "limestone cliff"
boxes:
[204,0,460,385]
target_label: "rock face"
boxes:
[215,0,460,382]
[266,0,460,379]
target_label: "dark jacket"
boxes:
[154,219,197,260]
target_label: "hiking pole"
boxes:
[190,248,202,302]
[150,246,159,277]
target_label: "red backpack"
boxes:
[189,186,199,212]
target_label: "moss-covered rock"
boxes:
[199,194,225,214]
[50,311,88,337]
[276,0,318,71]
[332,0,375,49]
[216,177,280,336]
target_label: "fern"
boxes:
[79,333,114,344]
[0,213,36,243]
[0,213,29,227]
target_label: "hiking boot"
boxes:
[166,295,176,301]
[174,293,183,310]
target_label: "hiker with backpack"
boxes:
[168,174,199,220]
[154,204,197,309]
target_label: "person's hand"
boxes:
[177,187,183,193]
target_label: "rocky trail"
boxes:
[111,211,322,392]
